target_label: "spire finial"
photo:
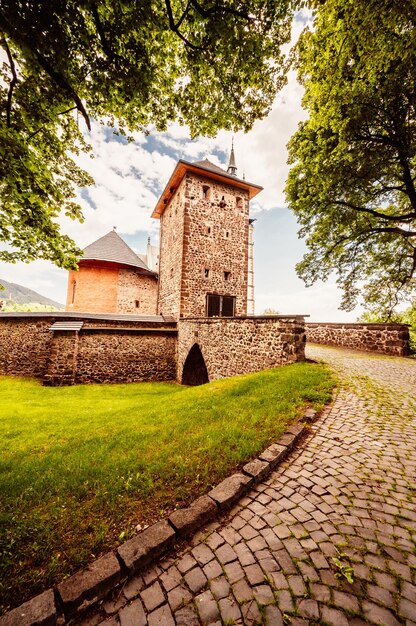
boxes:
[227,138,237,177]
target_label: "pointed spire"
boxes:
[227,138,237,177]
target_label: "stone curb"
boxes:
[0,409,317,625]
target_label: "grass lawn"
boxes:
[0,362,335,612]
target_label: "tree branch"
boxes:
[165,0,201,50]
[1,34,17,127]
[332,200,416,223]
[34,51,91,130]
[190,0,252,21]
[91,3,116,62]
[27,106,78,141]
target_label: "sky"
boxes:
[0,19,363,322]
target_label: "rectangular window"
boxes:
[204,268,210,278]
[221,296,235,317]
[202,185,211,200]
[72,280,76,303]
[135,300,140,308]
[224,271,231,281]
[206,294,235,317]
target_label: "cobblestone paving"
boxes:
[90,345,416,626]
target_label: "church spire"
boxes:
[227,139,237,177]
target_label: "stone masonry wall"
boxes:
[306,322,410,356]
[0,314,177,386]
[75,331,176,384]
[177,316,306,382]
[0,317,53,377]
[157,178,186,318]
[180,174,250,318]
[117,271,158,315]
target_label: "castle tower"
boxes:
[65,230,158,314]
[152,153,262,319]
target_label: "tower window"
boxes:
[204,268,210,278]
[225,230,230,239]
[236,196,243,208]
[202,185,210,200]
[135,300,140,308]
[219,196,226,208]
[206,294,235,317]
[206,225,211,235]
[71,280,76,303]
[170,267,174,278]
[224,271,231,281]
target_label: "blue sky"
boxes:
[0,17,363,321]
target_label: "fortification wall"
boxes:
[306,322,410,356]
[177,316,306,383]
[0,317,53,377]
[0,314,177,386]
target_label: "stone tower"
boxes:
[152,153,262,319]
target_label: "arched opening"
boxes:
[181,343,209,386]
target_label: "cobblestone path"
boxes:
[92,345,416,626]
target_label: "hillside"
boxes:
[0,279,63,309]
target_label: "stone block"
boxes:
[303,408,317,422]
[208,473,252,508]
[242,459,270,482]
[57,551,121,618]
[259,443,287,468]
[168,495,217,536]
[117,521,175,574]
[285,423,306,439]
[0,589,56,626]
[277,432,297,450]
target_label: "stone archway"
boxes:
[181,343,209,386]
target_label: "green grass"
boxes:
[0,362,334,612]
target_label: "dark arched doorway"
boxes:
[181,343,209,386]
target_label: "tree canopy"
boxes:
[0,0,292,268]
[286,0,416,318]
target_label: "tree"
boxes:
[286,0,416,318]
[0,0,292,268]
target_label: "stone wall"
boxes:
[0,314,177,386]
[117,271,158,315]
[180,173,250,318]
[306,322,410,356]
[74,330,176,384]
[157,178,186,319]
[0,317,53,377]
[177,316,306,383]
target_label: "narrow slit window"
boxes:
[224,271,231,281]
[72,280,76,303]
[135,300,140,308]
[204,268,210,278]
